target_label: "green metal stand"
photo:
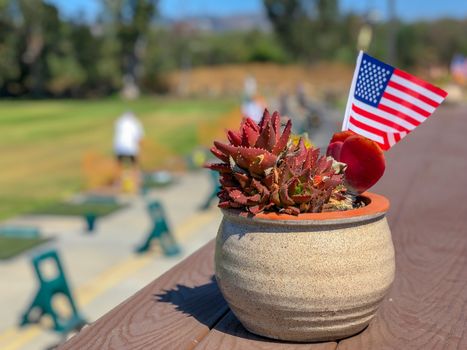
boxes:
[20,250,86,334]
[140,184,150,196]
[84,213,97,232]
[200,170,220,210]
[135,201,181,256]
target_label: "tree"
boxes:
[101,0,159,95]
[0,0,21,94]
[0,0,93,97]
[263,0,340,61]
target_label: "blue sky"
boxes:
[46,0,467,22]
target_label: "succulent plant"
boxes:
[207,109,349,215]
[326,131,386,194]
[264,139,347,215]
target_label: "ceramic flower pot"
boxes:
[215,192,395,342]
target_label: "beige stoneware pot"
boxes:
[215,192,395,342]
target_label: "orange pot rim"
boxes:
[225,192,389,222]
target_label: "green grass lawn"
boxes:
[0,236,49,260]
[0,96,236,220]
[33,202,125,217]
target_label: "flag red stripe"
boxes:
[393,68,448,97]
[382,92,430,118]
[378,103,421,127]
[352,104,409,132]
[387,80,439,108]
[348,120,390,150]
[394,133,401,143]
[349,115,387,138]
[379,140,390,151]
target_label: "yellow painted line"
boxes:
[76,209,218,306]
[0,328,18,344]
[0,256,154,350]
[0,327,42,350]
[77,254,153,306]
[0,209,219,350]
[174,209,219,241]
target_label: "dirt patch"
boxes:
[167,62,353,98]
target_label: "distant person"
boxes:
[243,75,257,99]
[296,84,308,109]
[113,111,144,193]
[241,75,268,123]
[451,54,467,85]
[241,98,264,123]
[278,92,290,117]
[113,111,144,165]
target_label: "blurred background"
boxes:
[1,0,467,349]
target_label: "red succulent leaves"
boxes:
[227,130,242,146]
[213,142,278,176]
[327,132,385,194]
[210,109,292,176]
[261,141,344,215]
[207,109,345,215]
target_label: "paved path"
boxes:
[0,171,222,350]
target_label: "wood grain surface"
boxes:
[336,105,467,349]
[59,240,229,350]
[195,311,337,350]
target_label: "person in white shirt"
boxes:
[113,111,144,165]
[241,100,264,123]
[241,75,267,123]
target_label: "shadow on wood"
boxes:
[154,275,318,345]
[154,274,361,348]
[154,276,227,326]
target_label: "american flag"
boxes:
[342,52,447,150]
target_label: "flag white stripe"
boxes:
[387,133,396,147]
[351,110,400,133]
[391,74,445,104]
[342,51,363,131]
[385,86,436,114]
[353,99,417,131]
[347,123,384,143]
[379,97,426,123]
